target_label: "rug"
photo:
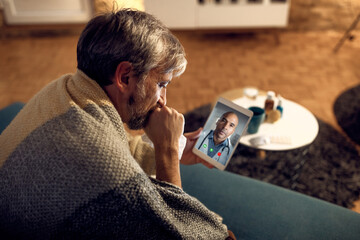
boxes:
[184,104,360,209]
[334,84,360,145]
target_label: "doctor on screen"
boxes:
[196,112,239,165]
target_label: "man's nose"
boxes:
[157,88,167,107]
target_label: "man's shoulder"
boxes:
[226,137,232,147]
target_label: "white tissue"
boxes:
[142,134,187,160]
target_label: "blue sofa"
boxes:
[1,102,360,239]
[0,102,25,134]
[181,164,360,239]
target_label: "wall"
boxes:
[0,1,4,29]
[288,0,360,31]
[0,0,359,36]
[0,0,144,37]
[94,0,144,13]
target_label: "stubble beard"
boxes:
[214,129,227,145]
[127,83,155,130]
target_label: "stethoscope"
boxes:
[198,131,230,158]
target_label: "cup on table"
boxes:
[247,106,265,134]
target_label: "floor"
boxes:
[0,29,359,212]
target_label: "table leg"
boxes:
[256,150,266,159]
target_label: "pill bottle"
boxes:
[264,91,275,115]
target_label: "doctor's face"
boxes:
[213,112,239,144]
[127,70,171,130]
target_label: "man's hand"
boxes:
[144,106,184,149]
[226,230,236,240]
[180,128,214,169]
[144,106,184,187]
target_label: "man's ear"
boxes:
[114,61,132,92]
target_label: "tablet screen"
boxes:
[193,97,253,170]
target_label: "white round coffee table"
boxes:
[233,95,319,151]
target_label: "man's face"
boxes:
[126,70,172,130]
[213,113,239,144]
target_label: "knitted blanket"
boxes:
[0,71,228,239]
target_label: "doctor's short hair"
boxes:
[216,111,238,123]
[77,9,187,87]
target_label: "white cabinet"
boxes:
[144,0,290,29]
[2,0,93,24]
[144,0,197,29]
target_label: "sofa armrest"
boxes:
[181,164,360,239]
[0,102,25,134]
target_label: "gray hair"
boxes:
[77,9,187,86]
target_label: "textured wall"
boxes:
[288,0,360,31]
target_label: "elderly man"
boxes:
[0,9,234,239]
[196,112,239,165]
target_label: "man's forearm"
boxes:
[155,146,182,188]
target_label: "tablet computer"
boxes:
[192,97,253,170]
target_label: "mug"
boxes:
[247,106,265,134]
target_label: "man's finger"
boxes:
[200,159,214,169]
